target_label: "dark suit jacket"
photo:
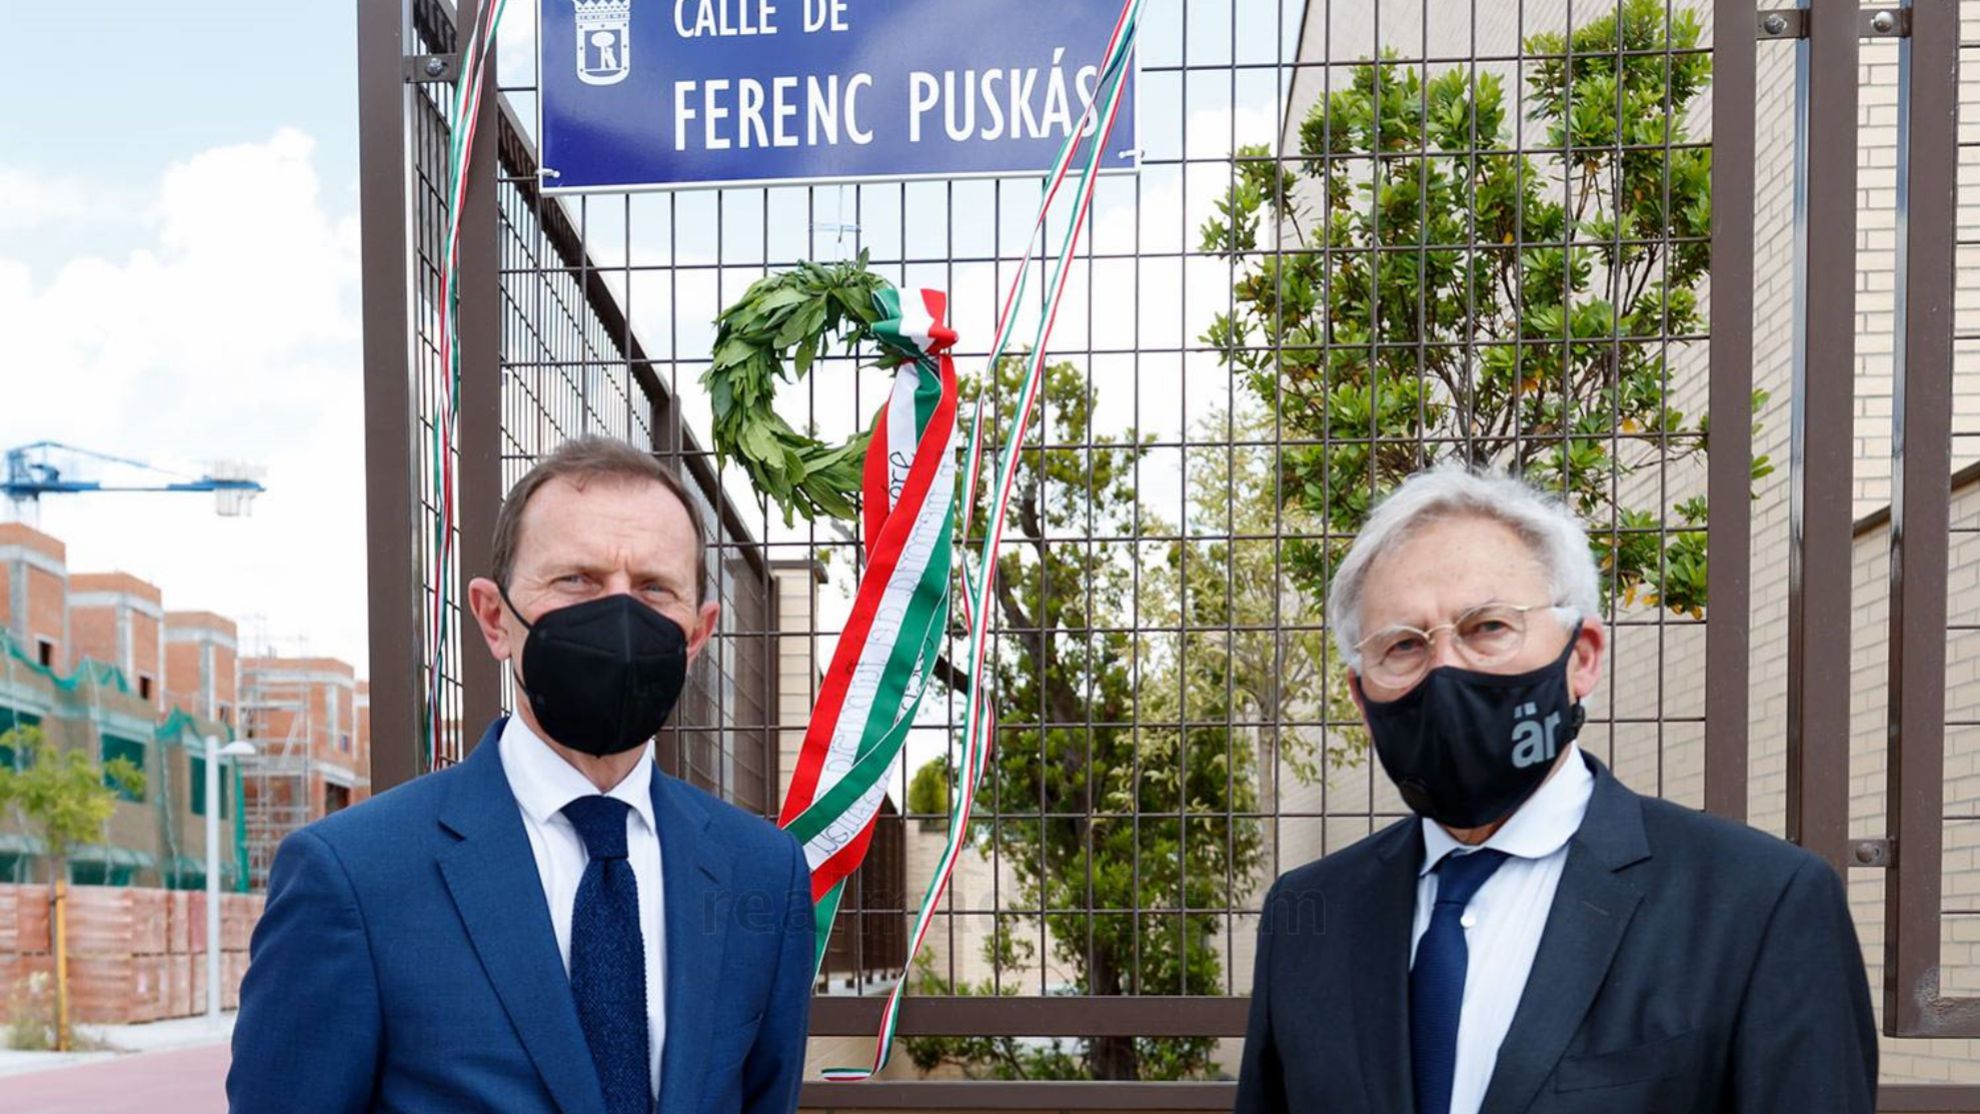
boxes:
[1234,753,1877,1114]
[228,718,814,1114]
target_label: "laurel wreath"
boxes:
[704,254,904,524]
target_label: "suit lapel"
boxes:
[1353,819,1424,1114]
[1476,760,1650,1114]
[654,773,729,1114]
[437,719,607,1114]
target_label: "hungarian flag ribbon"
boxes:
[426,0,507,767]
[814,0,1144,1082]
[778,287,959,957]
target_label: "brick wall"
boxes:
[69,573,167,711]
[0,522,71,670]
[0,884,263,1023]
[164,612,239,727]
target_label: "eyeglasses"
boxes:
[1354,602,1573,689]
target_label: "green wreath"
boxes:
[705,254,900,523]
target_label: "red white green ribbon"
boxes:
[426,0,508,767]
[815,0,1143,1081]
[778,287,959,956]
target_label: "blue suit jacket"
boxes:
[229,718,814,1114]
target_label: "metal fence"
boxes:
[358,0,1980,1108]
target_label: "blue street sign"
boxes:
[538,0,1138,191]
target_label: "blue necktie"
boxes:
[563,795,652,1114]
[1410,848,1509,1114]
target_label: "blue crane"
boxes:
[3,441,266,516]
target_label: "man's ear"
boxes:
[684,600,721,663]
[1346,669,1367,719]
[1568,615,1606,702]
[467,577,517,663]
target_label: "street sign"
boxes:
[538,0,1138,191]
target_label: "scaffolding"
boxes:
[238,669,313,891]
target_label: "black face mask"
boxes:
[500,587,690,757]
[1357,627,1585,829]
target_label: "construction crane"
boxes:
[3,441,266,518]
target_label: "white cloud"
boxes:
[0,128,370,674]
[0,168,147,233]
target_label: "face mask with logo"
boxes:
[1356,627,1585,829]
[499,586,691,757]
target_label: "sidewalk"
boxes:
[0,1043,231,1114]
[0,1014,234,1114]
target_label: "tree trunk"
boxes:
[48,854,69,1052]
[1086,945,1139,1079]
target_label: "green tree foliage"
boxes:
[906,755,952,819]
[908,358,1268,1081]
[1165,403,1364,791]
[0,725,144,891]
[1199,0,1760,618]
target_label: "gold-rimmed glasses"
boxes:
[1353,602,1572,689]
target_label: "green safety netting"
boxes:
[0,626,133,695]
[68,842,154,886]
[0,629,251,892]
[0,834,45,884]
[68,843,155,868]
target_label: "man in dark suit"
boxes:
[1235,467,1877,1114]
[230,435,814,1114]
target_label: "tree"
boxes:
[1199,0,1759,617]
[0,725,144,893]
[1165,402,1364,800]
[0,724,144,1050]
[906,755,952,821]
[907,357,1263,1081]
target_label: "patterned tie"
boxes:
[1410,848,1510,1114]
[562,795,652,1114]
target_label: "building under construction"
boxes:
[0,523,245,889]
[237,658,370,890]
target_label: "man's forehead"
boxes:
[1362,519,1548,611]
[517,476,696,566]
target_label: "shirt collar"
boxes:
[499,714,658,836]
[1419,743,1595,876]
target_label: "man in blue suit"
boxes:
[1235,467,1877,1114]
[230,435,814,1114]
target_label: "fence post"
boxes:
[1785,0,1859,874]
[356,0,420,792]
[1884,0,1980,1039]
[1705,0,1758,822]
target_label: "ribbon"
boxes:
[426,0,507,766]
[816,0,1143,1080]
[779,288,959,963]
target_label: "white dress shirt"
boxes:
[1410,744,1594,1114]
[500,715,667,1098]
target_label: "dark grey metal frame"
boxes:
[356,0,1980,1106]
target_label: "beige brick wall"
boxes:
[1849,490,1980,1081]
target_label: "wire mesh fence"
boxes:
[361,0,1980,1100]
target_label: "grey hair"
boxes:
[1327,465,1602,667]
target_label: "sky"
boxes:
[0,3,367,667]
